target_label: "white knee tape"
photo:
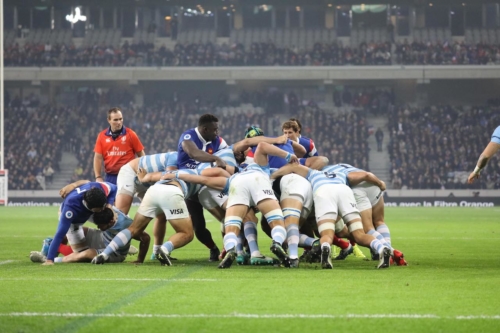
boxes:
[282,207,301,219]
[318,222,336,233]
[348,221,363,233]
[224,216,242,229]
[264,209,284,224]
[335,219,345,233]
[343,212,361,223]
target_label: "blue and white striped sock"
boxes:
[369,239,385,255]
[376,224,392,247]
[271,225,287,245]
[299,234,316,247]
[103,229,132,259]
[367,229,391,249]
[244,222,261,257]
[286,224,300,259]
[223,232,238,252]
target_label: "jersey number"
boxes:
[324,172,337,179]
[75,187,87,194]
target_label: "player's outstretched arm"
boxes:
[254,142,299,166]
[290,140,307,157]
[182,140,226,167]
[468,141,500,183]
[304,156,329,170]
[137,169,163,183]
[201,168,232,178]
[59,180,90,198]
[232,135,288,152]
[270,163,310,180]
[348,171,386,191]
[161,172,228,191]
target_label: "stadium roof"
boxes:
[6,0,496,8]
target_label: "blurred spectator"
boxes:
[375,128,384,152]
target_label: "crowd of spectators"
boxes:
[4,97,65,190]
[6,39,500,67]
[387,104,500,189]
[8,85,500,191]
[394,40,500,65]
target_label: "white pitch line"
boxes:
[0,260,14,265]
[0,278,217,282]
[0,312,499,320]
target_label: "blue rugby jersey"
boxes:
[247,140,294,168]
[297,136,318,158]
[177,128,228,169]
[46,182,117,261]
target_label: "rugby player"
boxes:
[468,125,500,184]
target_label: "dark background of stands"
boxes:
[3,0,500,191]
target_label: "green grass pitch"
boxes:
[0,206,499,333]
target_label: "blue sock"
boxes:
[162,241,175,254]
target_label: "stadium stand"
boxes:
[387,104,500,190]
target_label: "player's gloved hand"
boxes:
[91,255,106,265]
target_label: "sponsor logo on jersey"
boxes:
[121,136,127,144]
[208,148,213,154]
[105,138,111,142]
[65,211,74,219]
[263,190,274,195]
[170,208,184,214]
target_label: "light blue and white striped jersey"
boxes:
[306,168,348,192]
[156,169,200,199]
[223,163,270,194]
[492,126,500,144]
[139,152,178,173]
[103,206,133,255]
[197,148,237,172]
[322,163,362,176]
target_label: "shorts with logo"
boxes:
[198,185,228,210]
[117,164,138,196]
[352,181,383,211]
[279,174,313,219]
[226,172,277,208]
[313,184,359,222]
[137,183,189,220]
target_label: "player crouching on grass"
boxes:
[30,206,150,264]
[91,168,198,266]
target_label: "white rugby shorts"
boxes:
[198,185,228,210]
[117,163,137,197]
[313,184,359,222]
[137,184,189,220]
[279,174,313,218]
[352,181,383,211]
[226,172,277,208]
